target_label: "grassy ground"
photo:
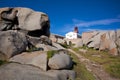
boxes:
[72,47,120,79]
[69,52,96,80]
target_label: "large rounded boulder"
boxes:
[0,30,27,60]
[0,7,50,37]
[48,50,73,70]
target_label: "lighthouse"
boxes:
[74,26,79,33]
[65,26,79,39]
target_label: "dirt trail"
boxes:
[68,49,119,80]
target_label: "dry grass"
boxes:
[69,52,95,80]
[72,47,120,79]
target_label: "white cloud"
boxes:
[62,16,120,34]
[76,18,120,27]
[85,28,102,31]
[83,28,115,32]
[72,19,85,23]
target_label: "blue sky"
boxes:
[0,0,120,36]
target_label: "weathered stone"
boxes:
[40,35,52,45]
[87,31,105,49]
[99,31,118,55]
[0,8,18,31]
[0,7,76,80]
[61,70,76,80]
[116,30,120,55]
[10,51,47,71]
[52,42,65,50]
[0,63,75,80]
[64,38,83,47]
[99,33,110,50]
[109,30,116,42]
[50,34,57,42]
[47,70,76,80]
[0,30,27,60]
[48,52,73,70]
[36,44,57,51]
[82,30,119,55]
[27,35,52,49]
[82,31,98,45]
[73,39,83,48]
[0,7,50,37]
[50,34,65,44]
[109,48,118,55]
[16,7,50,37]
[0,53,7,60]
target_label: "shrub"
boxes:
[60,43,68,48]
[0,60,7,66]
[47,50,57,59]
[27,46,43,52]
[72,48,79,52]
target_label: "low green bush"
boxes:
[59,43,69,48]
[0,60,7,66]
[27,46,43,52]
[72,48,79,52]
[47,50,57,59]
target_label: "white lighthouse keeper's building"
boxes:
[65,26,80,39]
[65,32,78,39]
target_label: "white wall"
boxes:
[65,32,77,39]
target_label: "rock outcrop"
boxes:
[116,30,120,54]
[0,30,27,60]
[0,63,75,80]
[64,38,83,48]
[0,7,51,60]
[10,51,47,71]
[10,50,73,71]
[48,50,73,70]
[82,31,96,45]
[0,7,75,80]
[81,30,120,55]
[0,7,50,37]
